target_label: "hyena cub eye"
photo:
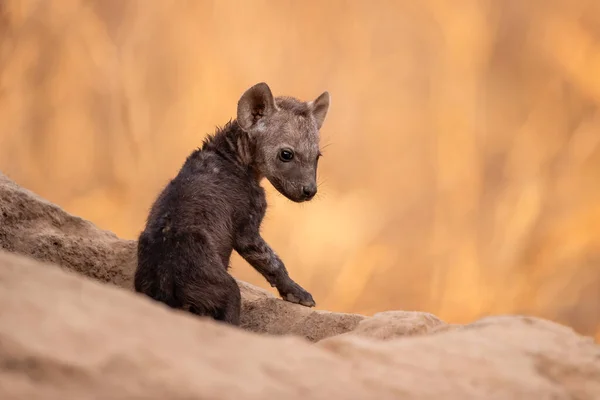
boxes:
[278,148,294,162]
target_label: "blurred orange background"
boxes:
[1,0,599,341]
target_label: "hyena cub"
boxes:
[134,82,330,326]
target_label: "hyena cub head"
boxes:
[237,82,330,203]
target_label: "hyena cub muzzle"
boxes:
[134,82,330,326]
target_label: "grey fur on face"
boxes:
[134,82,330,326]
[238,83,329,202]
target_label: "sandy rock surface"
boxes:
[2,250,600,399]
[329,310,455,340]
[1,172,600,399]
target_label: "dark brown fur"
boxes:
[134,83,330,325]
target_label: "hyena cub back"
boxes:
[134,82,330,326]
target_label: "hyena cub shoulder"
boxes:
[134,82,330,326]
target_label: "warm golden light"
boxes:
[1,0,599,341]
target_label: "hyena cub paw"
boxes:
[280,283,316,307]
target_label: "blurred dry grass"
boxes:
[1,0,600,341]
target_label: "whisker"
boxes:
[320,142,333,153]
[313,191,328,202]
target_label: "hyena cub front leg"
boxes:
[234,230,315,307]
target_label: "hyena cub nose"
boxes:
[302,183,317,200]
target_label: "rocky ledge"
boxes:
[0,172,599,399]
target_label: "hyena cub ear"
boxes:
[237,82,277,132]
[308,91,330,129]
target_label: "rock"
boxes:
[0,172,364,341]
[1,250,600,399]
[0,172,137,289]
[0,250,370,400]
[329,310,450,340]
[317,315,600,399]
